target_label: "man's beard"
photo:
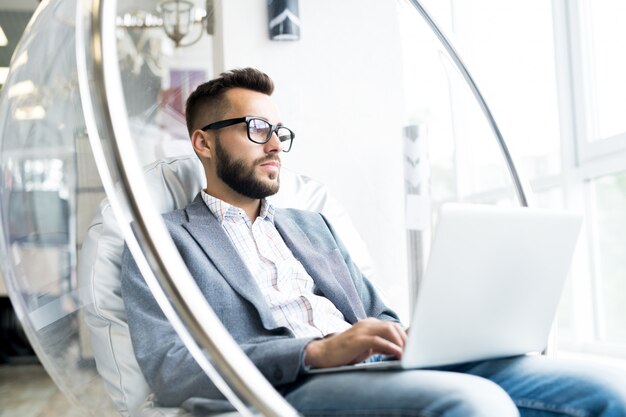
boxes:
[214,138,280,199]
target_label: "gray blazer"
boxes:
[121,194,399,407]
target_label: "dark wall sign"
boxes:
[268,0,300,41]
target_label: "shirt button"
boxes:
[273,368,283,381]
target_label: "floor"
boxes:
[0,363,118,417]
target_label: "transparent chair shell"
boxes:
[0,0,118,414]
[0,0,529,416]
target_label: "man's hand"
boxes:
[304,318,407,369]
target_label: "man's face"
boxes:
[214,136,280,198]
[207,88,283,199]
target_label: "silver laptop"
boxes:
[308,203,582,373]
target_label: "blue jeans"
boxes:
[282,355,626,417]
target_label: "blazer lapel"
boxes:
[182,195,277,330]
[274,212,366,323]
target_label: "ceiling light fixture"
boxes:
[116,0,212,48]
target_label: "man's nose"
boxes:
[263,130,283,153]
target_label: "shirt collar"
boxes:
[201,190,275,224]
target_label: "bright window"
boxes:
[449,0,562,184]
[579,0,626,142]
[588,172,626,344]
[400,0,626,359]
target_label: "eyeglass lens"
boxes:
[247,119,293,151]
[248,118,270,142]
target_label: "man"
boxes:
[122,68,626,416]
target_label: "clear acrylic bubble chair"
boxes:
[0,0,530,416]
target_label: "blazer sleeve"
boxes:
[120,245,314,407]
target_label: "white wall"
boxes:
[214,0,409,320]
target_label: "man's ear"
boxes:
[191,130,212,158]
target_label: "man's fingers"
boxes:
[386,322,407,349]
[394,322,408,346]
[356,320,406,351]
[308,319,408,368]
[366,335,404,358]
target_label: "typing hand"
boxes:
[304,318,407,369]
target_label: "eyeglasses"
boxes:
[201,116,295,152]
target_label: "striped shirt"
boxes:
[201,191,351,338]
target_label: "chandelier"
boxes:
[116,0,214,48]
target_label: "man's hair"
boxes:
[185,67,275,135]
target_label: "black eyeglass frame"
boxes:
[200,116,295,152]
